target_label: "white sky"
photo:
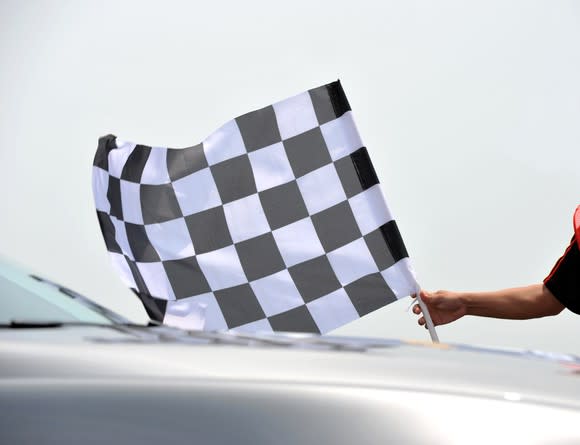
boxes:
[1,0,579,354]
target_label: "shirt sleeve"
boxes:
[544,236,580,314]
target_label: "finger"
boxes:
[412,304,422,315]
[418,316,425,326]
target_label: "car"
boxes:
[1,256,580,445]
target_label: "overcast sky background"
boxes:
[1,0,579,354]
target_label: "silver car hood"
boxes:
[3,325,580,445]
[1,325,579,409]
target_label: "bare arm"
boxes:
[413,284,565,327]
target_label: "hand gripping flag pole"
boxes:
[93,80,439,341]
[414,284,439,343]
[403,262,439,343]
[405,258,439,343]
[418,294,439,343]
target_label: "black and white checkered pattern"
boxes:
[92,80,418,334]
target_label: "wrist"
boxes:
[459,292,475,316]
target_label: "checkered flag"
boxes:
[92,80,418,334]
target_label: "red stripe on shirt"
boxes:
[574,206,580,250]
[544,237,576,284]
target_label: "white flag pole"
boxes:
[405,260,439,343]
[415,284,439,343]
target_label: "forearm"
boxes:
[462,284,564,320]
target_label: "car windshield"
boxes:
[0,261,116,325]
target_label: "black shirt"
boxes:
[544,236,580,314]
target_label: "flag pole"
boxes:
[415,285,439,343]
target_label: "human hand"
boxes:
[412,290,468,328]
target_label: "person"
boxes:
[413,206,580,327]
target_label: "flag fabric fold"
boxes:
[92,80,417,333]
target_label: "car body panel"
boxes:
[2,257,580,444]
